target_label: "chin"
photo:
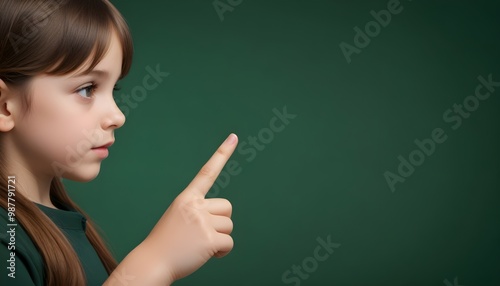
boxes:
[62,166,102,182]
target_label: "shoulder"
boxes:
[0,206,45,285]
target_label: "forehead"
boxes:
[70,30,123,79]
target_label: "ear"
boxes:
[0,78,18,132]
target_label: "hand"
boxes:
[142,133,239,283]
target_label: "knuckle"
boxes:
[216,146,226,157]
[198,165,215,181]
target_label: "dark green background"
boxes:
[64,1,499,285]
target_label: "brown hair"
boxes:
[0,0,133,284]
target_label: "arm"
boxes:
[103,133,238,286]
[103,242,174,286]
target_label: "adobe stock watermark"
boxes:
[282,235,341,286]
[384,73,500,192]
[9,0,67,54]
[180,105,297,224]
[339,0,413,64]
[444,276,465,286]
[114,64,170,118]
[213,0,243,22]
[6,176,17,279]
[206,105,297,198]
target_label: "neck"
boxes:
[2,136,56,209]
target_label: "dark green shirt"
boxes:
[1,202,109,285]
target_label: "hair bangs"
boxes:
[38,0,133,79]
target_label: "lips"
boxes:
[92,141,114,149]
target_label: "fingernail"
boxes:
[225,133,237,145]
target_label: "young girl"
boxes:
[0,0,238,285]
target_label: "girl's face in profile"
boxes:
[11,30,126,182]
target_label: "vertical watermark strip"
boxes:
[6,176,17,279]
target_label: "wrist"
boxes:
[136,240,176,285]
[103,241,175,286]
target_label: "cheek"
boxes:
[19,95,97,163]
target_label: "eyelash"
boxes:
[77,82,121,99]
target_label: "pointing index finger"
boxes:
[185,133,238,197]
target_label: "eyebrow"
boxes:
[71,69,111,79]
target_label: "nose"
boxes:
[101,95,126,130]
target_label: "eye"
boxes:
[76,83,120,100]
[76,83,97,99]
